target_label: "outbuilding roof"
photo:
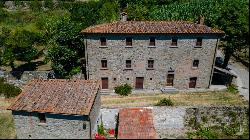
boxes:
[81,21,224,35]
[118,108,157,139]
[7,79,100,116]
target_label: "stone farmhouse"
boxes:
[7,79,101,139]
[81,14,225,91]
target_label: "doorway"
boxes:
[135,77,144,89]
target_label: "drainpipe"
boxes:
[208,38,219,88]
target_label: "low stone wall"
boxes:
[100,106,249,139]
[0,71,84,88]
[184,105,249,130]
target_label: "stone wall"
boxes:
[12,111,91,139]
[85,34,219,90]
[184,105,249,130]
[99,106,249,139]
[0,71,84,88]
[89,88,101,138]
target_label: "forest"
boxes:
[0,0,249,78]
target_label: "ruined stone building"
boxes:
[8,79,101,139]
[81,14,225,91]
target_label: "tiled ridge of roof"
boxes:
[81,21,224,34]
[118,108,157,139]
[7,79,100,116]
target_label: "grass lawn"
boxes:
[0,97,16,139]
[101,91,249,108]
[0,112,16,139]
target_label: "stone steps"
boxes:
[160,87,178,93]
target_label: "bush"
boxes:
[97,121,106,136]
[188,127,218,139]
[227,84,238,94]
[155,97,174,106]
[0,77,22,98]
[114,83,132,96]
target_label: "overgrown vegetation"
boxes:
[155,97,174,106]
[187,124,249,139]
[227,84,239,94]
[0,0,249,77]
[114,83,132,96]
[0,78,21,98]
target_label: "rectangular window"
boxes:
[193,60,199,68]
[100,37,106,46]
[38,113,46,123]
[171,38,177,46]
[126,60,131,68]
[149,37,155,46]
[126,37,132,46]
[148,60,154,68]
[196,38,202,46]
[101,60,107,68]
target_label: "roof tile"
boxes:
[118,108,157,139]
[81,21,224,34]
[7,79,100,116]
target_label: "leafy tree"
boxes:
[44,0,54,10]
[98,0,119,22]
[0,27,41,68]
[46,44,81,78]
[29,0,42,11]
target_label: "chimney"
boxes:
[120,12,127,22]
[198,16,205,25]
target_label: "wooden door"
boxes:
[167,74,174,86]
[189,77,197,88]
[135,77,144,89]
[101,77,108,89]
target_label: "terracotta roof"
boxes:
[81,21,224,34]
[7,79,100,116]
[118,108,157,139]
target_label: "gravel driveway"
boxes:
[217,49,249,101]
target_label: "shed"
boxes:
[7,79,101,139]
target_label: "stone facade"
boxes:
[12,111,90,139]
[85,34,219,90]
[12,91,101,139]
[89,89,101,138]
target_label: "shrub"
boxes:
[227,84,238,94]
[97,121,106,136]
[195,127,218,139]
[114,83,132,96]
[155,97,174,106]
[0,78,21,98]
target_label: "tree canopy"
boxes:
[0,0,248,77]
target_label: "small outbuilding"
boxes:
[7,79,101,139]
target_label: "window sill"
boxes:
[146,68,154,70]
[100,68,108,70]
[99,46,108,48]
[170,46,178,48]
[38,123,47,126]
[192,67,198,69]
[148,46,156,48]
[125,46,133,48]
[194,46,202,48]
[124,68,133,71]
